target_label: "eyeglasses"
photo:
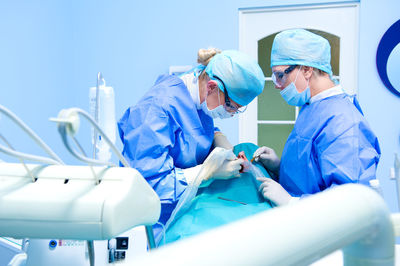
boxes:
[271,65,298,87]
[213,76,247,114]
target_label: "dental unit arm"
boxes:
[0,104,64,166]
[0,163,160,240]
[50,108,125,167]
[50,107,159,249]
[0,105,160,248]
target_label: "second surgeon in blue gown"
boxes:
[118,48,265,240]
[253,29,381,205]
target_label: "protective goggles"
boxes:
[271,65,298,87]
[213,76,247,114]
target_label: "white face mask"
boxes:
[280,66,311,106]
[201,89,233,119]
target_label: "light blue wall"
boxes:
[1,0,399,213]
[0,0,357,163]
[358,0,400,213]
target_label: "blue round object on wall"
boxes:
[376,19,400,97]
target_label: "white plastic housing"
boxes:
[132,184,394,266]
[0,163,160,240]
[89,85,116,162]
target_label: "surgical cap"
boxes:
[271,29,333,76]
[204,50,265,106]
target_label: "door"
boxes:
[238,3,359,156]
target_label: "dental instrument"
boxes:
[217,196,247,205]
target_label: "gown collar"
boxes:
[309,85,344,104]
[179,72,201,109]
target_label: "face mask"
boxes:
[280,66,311,106]
[201,89,233,119]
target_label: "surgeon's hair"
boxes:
[313,68,327,76]
[312,68,335,82]
[197,47,221,66]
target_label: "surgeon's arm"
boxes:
[118,104,186,227]
[318,122,380,188]
[212,131,233,150]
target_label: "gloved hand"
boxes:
[253,146,280,175]
[192,148,244,183]
[256,177,292,206]
[201,148,244,181]
[208,157,244,180]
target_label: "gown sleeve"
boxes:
[316,115,380,188]
[118,100,187,225]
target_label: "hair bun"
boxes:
[197,47,221,65]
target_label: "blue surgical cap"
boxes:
[204,50,265,106]
[271,29,333,76]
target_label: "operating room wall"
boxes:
[1,0,400,214]
[0,0,245,165]
[0,0,240,164]
[0,0,356,164]
[357,0,400,214]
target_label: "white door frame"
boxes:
[238,3,359,144]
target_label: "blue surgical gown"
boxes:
[118,75,215,237]
[279,93,381,196]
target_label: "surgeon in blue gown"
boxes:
[253,29,381,206]
[118,48,265,240]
